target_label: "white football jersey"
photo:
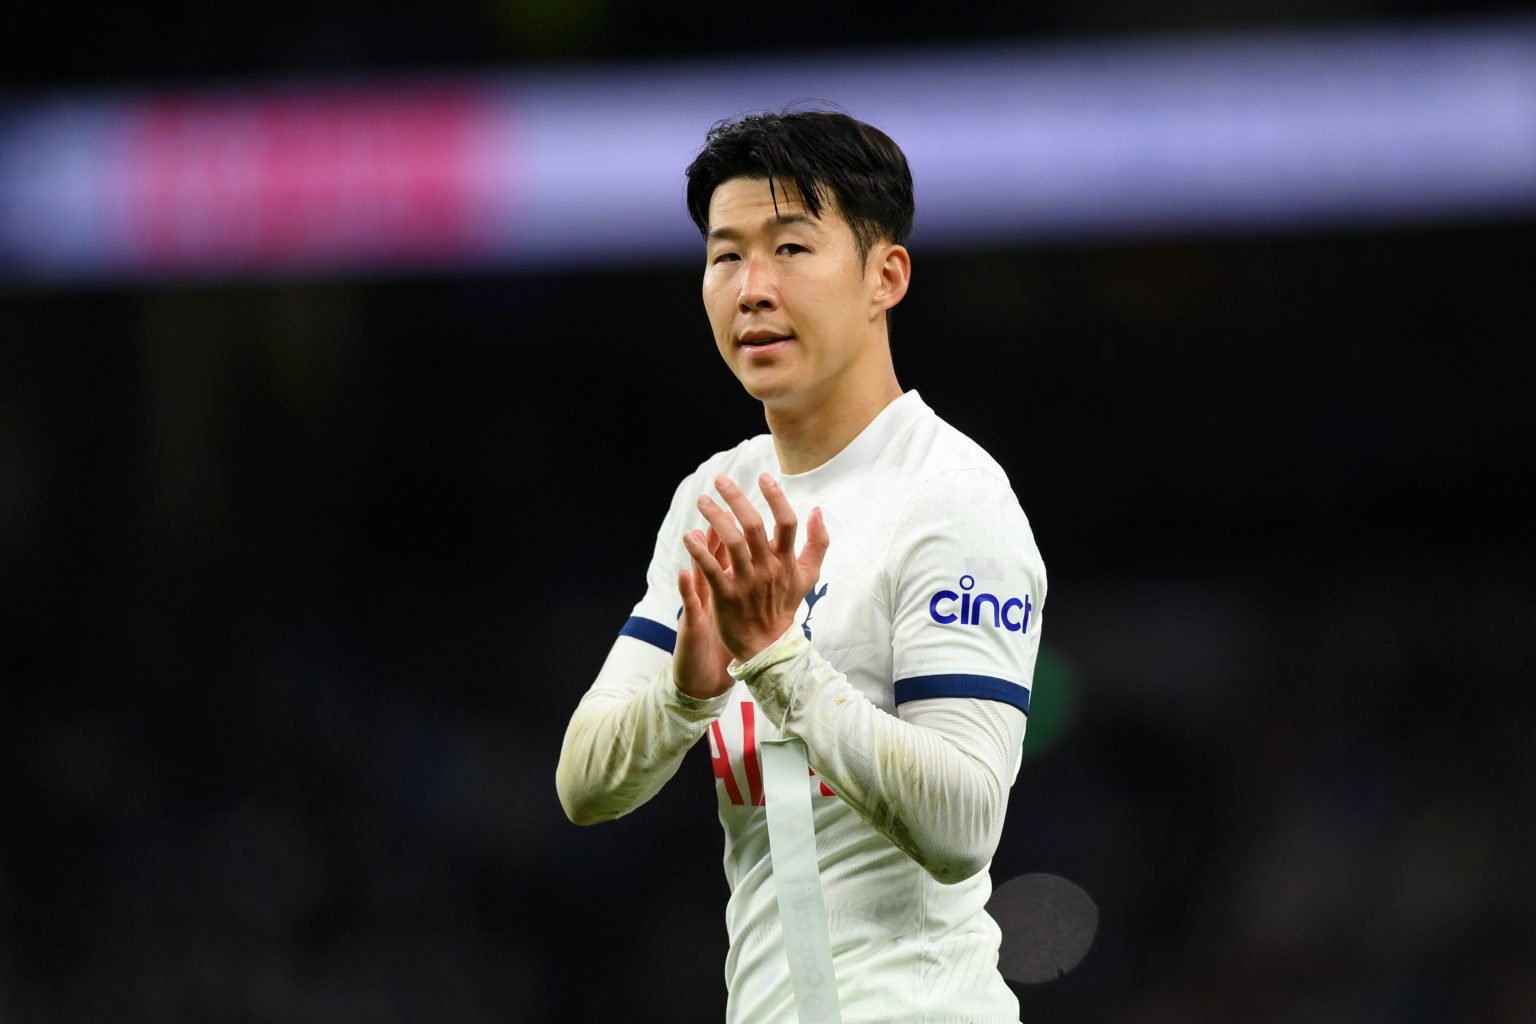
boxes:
[621,391,1046,1023]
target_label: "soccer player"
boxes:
[556,110,1046,1023]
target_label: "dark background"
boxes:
[3,3,1534,1022]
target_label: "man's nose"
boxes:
[738,255,779,312]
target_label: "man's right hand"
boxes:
[674,527,734,699]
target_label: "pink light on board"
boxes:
[117,86,508,272]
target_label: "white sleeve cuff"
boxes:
[727,623,810,728]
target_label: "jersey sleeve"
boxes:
[554,462,730,825]
[888,467,1046,716]
[617,464,712,655]
[555,634,729,825]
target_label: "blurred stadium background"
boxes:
[2,2,1533,1021]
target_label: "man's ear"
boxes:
[869,243,911,319]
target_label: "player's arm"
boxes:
[689,471,1044,883]
[554,631,729,825]
[555,472,736,825]
[729,632,1025,883]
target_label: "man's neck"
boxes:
[766,371,904,476]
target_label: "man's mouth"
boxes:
[739,331,793,349]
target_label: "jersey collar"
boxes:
[779,390,928,502]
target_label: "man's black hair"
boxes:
[685,110,915,267]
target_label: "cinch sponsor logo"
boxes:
[929,574,1033,633]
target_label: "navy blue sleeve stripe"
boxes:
[894,674,1031,714]
[618,616,677,654]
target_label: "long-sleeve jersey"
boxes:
[557,390,1046,1023]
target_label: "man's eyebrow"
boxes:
[772,213,820,230]
[707,213,822,242]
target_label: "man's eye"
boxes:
[779,244,806,255]
[713,252,740,264]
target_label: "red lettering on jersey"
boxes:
[708,720,746,806]
[711,702,837,804]
[741,702,765,806]
[809,766,836,798]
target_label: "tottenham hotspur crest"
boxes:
[801,583,829,640]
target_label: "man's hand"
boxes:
[683,473,830,663]
[674,527,734,700]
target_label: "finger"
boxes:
[697,494,753,577]
[796,506,831,585]
[714,475,772,564]
[677,567,716,644]
[677,568,702,623]
[706,525,730,572]
[690,555,714,612]
[682,527,732,593]
[759,473,798,559]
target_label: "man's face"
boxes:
[702,176,884,414]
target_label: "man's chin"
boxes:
[735,367,798,404]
